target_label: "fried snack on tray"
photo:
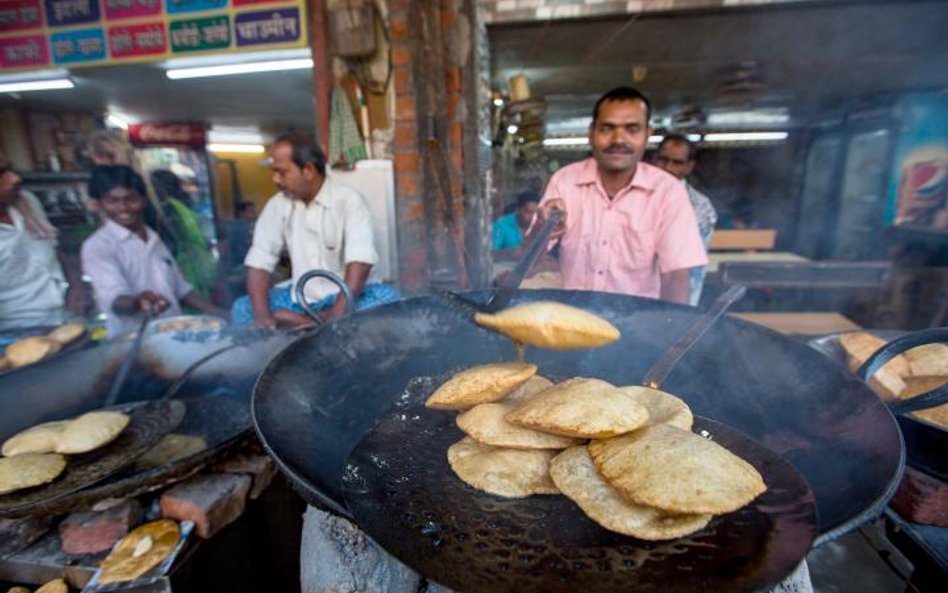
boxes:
[98,519,181,584]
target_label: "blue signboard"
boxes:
[165,0,229,15]
[50,27,107,64]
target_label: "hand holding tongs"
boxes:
[436,208,565,315]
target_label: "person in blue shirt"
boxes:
[491,190,540,261]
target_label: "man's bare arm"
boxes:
[659,268,692,304]
[325,261,372,320]
[246,267,276,329]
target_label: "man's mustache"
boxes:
[604,144,634,154]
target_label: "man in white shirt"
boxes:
[0,152,84,331]
[233,134,398,328]
[81,165,225,337]
[654,134,719,305]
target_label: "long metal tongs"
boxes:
[641,284,747,390]
[436,208,564,315]
[104,307,155,407]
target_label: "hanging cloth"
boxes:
[329,84,368,170]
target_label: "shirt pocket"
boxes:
[618,217,657,270]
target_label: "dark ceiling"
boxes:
[489,0,948,131]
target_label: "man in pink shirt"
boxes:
[81,165,226,337]
[535,87,707,304]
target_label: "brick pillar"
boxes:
[307,0,332,150]
[389,0,490,292]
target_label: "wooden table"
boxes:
[707,251,809,273]
[730,312,861,335]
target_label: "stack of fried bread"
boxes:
[0,323,85,371]
[839,332,948,427]
[425,364,766,540]
[0,411,129,495]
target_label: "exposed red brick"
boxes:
[445,67,462,92]
[393,151,420,172]
[160,473,251,539]
[406,201,425,222]
[450,177,464,198]
[395,96,416,122]
[391,45,412,67]
[390,16,410,40]
[393,67,412,96]
[889,466,948,526]
[446,94,460,119]
[59,499,141,555]
[394,124,416,148]
[450,148,463,171]
[397,172,419,197]
[448,121,463,147]
[441,9,456,31]
[211,453,276,500]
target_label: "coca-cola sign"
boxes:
[128,122,206,147]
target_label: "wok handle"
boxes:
[642,284,746,389]
[294,270,355,325]
[856,327,948,414]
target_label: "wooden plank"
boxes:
[707,251,808,273]
[709,229,777,251]
[731,312,861,335]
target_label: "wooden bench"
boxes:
[709,229,777,252]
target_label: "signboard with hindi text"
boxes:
[0,0,308,70]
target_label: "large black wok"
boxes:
[252,289,903,545]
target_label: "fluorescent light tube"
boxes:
[106,113,129,130]
[543,137,589,146]
[0,78,73,93]
[208,143,266,154]
[167,58,313,80]
[703,132,788,143]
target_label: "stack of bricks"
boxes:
[479,0,817,25]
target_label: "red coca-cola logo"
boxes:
[128,123,206,147]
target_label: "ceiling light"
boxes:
[648,135,663,144]
[208,143,265,154]
[167,58,313,80]
[507,124,519,134]
[707,108,789,127]
[703,131,788,143]
[543,137,588,147]
[0,78,73,93]
[105,112,130,130]
[208,127,266,145]
[492,97,504,107]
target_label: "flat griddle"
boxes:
[0,400,183,518]
[67,396,254,504]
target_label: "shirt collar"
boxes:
[102,218,155,244]
[290,176,335,211]
[575,157,662,192]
